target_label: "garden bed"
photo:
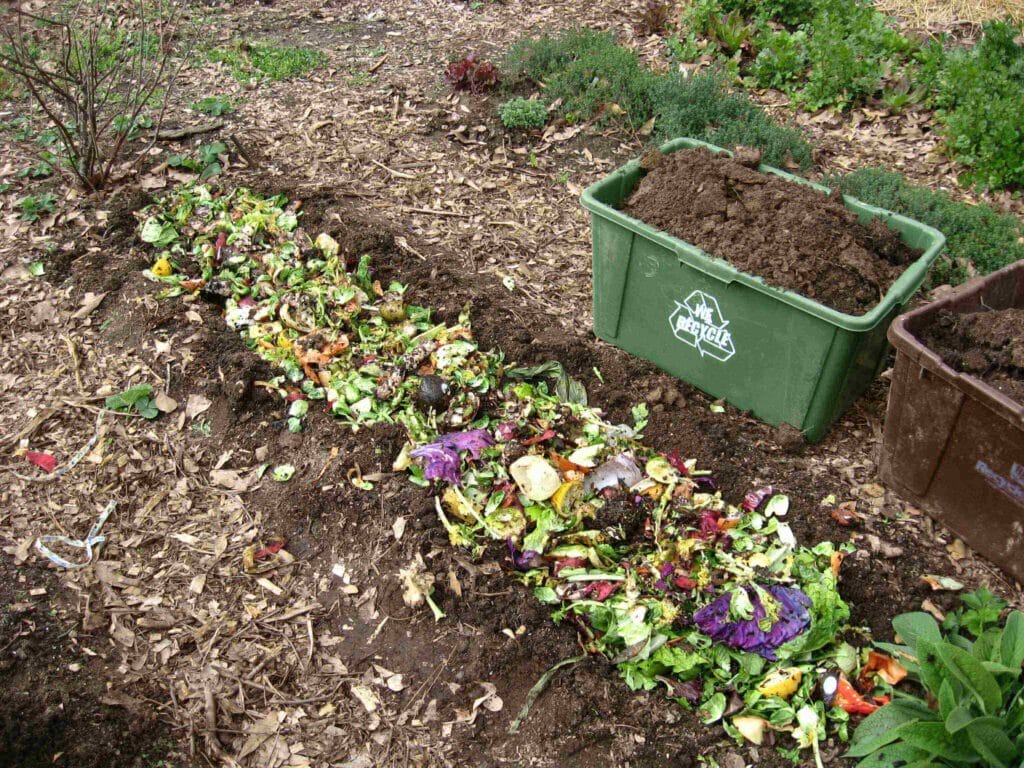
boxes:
[1,1,1021,766]
[125,183,973,765]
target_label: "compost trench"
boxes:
[13,185,966,768]
[917,307,1024,404]
[163,188,958,766]
[622,148,921,316]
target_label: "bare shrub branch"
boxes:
[0,0,192,191]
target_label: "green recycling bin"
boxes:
[581,137,946,443]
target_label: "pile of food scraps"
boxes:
[136,183,913,762]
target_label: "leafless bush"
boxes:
[0,0,189,191]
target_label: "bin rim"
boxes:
[580,136,947,333]
[887,261,1024,427]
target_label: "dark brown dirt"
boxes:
[0,559,193,768]
[621,148,921,316]
[917,307,1024,404]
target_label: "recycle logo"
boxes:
[669,290,736,362]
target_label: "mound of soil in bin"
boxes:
[917,307,1024,404]
[622,148,922,315]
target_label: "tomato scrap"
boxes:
[26,451,57,473]
[858,651,908,687]
[822,671,883,715]
[521,428,557,446]
[253,540,285,560]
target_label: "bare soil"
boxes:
[0,558,191,768]
[622,148,921,315]
[917,307,1024,403]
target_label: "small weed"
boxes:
[347,71,373,87]
[168,141,227,180]
[208,42,325,83]
[499,97,548,130]
[557,171,570,185]
[191,418,212,436]
[17,192,57,222]
[880,85,911,114]
[191,95,234,116]
[112,113,153,140]
[444,54,500,92]
[4,116,34,140]
[635,1,673,37]
[666,31,705,62]
[105,384,159,419]
[19,157,55,179]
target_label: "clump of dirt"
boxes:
[917,307,1024,404]
[621,148,921,315]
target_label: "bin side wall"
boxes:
[597,227,854,433]
[881,261,1024,584]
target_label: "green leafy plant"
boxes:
[191,95,234,116]
[749,28,807,90]
[506,29,659,127]
[17,193,57,222]
[506,29,811,167]
[444,54,501,93]
[666,30,705,62]
[673,0,919,111]
[707,10,755,57]
[498,97,548,130]
[105,384,159,419]
[168,141,227,180]
[933,20,1024,190]
[829,167,1024,286]
[208,42,324,84]
[848,589,1024,767]
[652,70,812,168]
[794,0,912,110]
[19,157,56,179]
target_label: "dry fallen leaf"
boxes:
[922,598,946,621]
[185,393,213,420]
[72,291,107,319]
[922,574,964,591]
[947,539,968,561]
[155,392,178,413]
[350,684,380,714]
[209,469,257,492]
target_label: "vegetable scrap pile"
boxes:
[137,184,907,760]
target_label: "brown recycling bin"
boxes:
[880,262,1024,583]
